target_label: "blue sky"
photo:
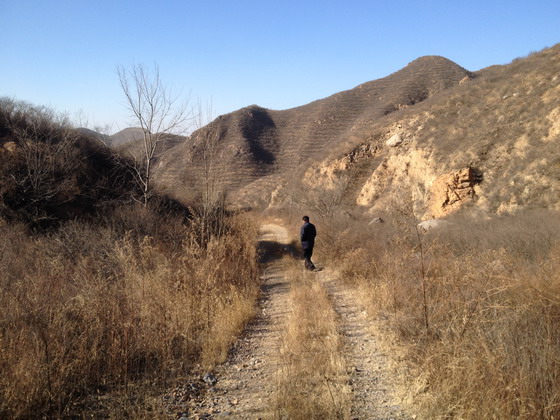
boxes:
[1,0,559,133]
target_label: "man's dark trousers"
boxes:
[302,242,315,270]
[300,220,317,270]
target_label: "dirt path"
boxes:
[188,223,292,419]
[183,223,410,419]
[319,272,410,420]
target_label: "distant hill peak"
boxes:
[406,55,460,66]
[109,127,145,147]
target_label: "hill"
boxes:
[0,99,146,228]
[155,44,560,219]
[305,44,560,219]
[109,127,145,146]
[154,55,473,205]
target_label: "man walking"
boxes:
[300,215,317,271]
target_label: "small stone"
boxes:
[203,372,218,386]
[386,133,403,147]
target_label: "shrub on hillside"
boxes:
[0,98,141,229]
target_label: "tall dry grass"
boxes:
[0,206,261,418]
[333,210,560,419]
[275,258,350,419]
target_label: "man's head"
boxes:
[302,215,310,223]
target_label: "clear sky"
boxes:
[1,0,559,133]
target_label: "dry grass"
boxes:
[0,209,261,418]
[275,258,350,419]
[333,210,560,418]
[0,97,262,418]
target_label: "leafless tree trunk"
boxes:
[190,102,229,247]
[391,187,431,336]
[117,63,195,205]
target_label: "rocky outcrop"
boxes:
[304,143,380,189]
[428,167,483,218]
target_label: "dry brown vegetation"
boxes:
[326,209,560,419]
[0,100,262,418]
[275,258,350,419]
[0,205,261,418]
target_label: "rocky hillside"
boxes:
[306,44,560,219]
[154,56,473,203]
[155,44,560,219]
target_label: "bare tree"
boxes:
[190,101,229,246]
[117,63,194,205]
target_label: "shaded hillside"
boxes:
[154,56,473,204]
[0,99,145,228]
[110,127,145,146]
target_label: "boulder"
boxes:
[386,133,403,147]
[202,372,218,386]
[418,219,450,231]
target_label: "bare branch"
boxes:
[116,62,196,205]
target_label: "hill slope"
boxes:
[154,56,473,204]
[155,45,560,219]
[306,44,560,219]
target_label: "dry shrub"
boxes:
[275,260,350,419]
[0,211,260,418]
[334,211,560,419]
[0,98,143,229]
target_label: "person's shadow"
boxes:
[257,239,299,263]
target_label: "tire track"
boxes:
[319,272,411,420]
[188,223,291,419]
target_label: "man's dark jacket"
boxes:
[300,222,317,249]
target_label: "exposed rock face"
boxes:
[546,106,560,141]
[152,44,560,218]
[304,143,380,189]
[428,167,483,218]
[356,147,438,213]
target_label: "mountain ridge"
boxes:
[155,54,475,206]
